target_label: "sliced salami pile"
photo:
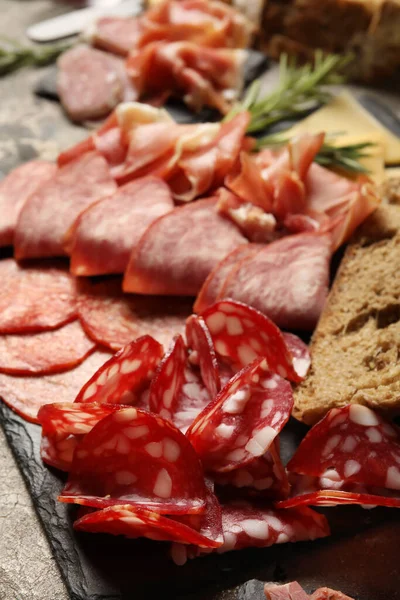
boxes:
[264,582,354,600]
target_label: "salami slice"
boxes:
[74,503,220,548]
[123,198,247,296]
[14,153,117,259]
[213,442,290,500]
[217,233,332,331]
[0,349,112,423]
[277,489,400,509]
[186,359,293,472]
[264,582,310,600]
[57,45,136,122]
[287,404,400,492]
[75,335,163,405]
[173,366,211,433]
[201,300,301,382]
[60,408,207,514]
[69,177,174,276]
[186,315,220,398]
[0,259,77,334]
[215,502,329,553]
[148,335,187,420]
[77,278,192,350]
[87,16,141,56]
[0,161,56,247]
[0,320,95,375]
[194,244,261,314]
[282,333,311,379]
[309,587,354,600]
[41,434,81,472]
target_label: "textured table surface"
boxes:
[2,2,400,600]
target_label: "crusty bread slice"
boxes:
[293,189,400,424]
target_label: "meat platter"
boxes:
[1,2,400,599]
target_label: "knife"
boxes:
[27,0,143,43]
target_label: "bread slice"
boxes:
[293,188,400,425]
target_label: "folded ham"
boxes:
[123,197,247,296]
[0,161,57,247]
[14,153,117,260]
[264,582,354,600]
[69,176,174,276]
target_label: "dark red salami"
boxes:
[77,278,192,351]
[0,349,112,423]
[14,153,117,259]
[287,404,400,492]
[185,315,220,398]
[0,259,77,334]
[41,434,81,472]
[310,587,354,600]
[0,320,95,375]
[193,244,261,314]
[74,503,221,548]
[75,335,164,405]
[123,198,247,296]
[201,300,301,382]
[187,359,293,472]
[277,489,400,509]
[264,582,309,600]
[282,332,311,379]
[0,161,56,247]
[88,16,141,56]
[60,408,207,514]
[69,177,174,276]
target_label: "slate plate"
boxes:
[1,400,400,600]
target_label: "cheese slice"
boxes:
[287,91,400,165]
[329,132,385,185]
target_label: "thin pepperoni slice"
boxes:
[59,407,207,514]
[209,502,329,554]
[0,349,112,423]
[0,259,77,334]
[214,442,290,500]
[277,489,400,509]
[75,335,163,405]
[287,404,400,492]
[202,300,301,383]
[77,278,192,350]
[186,359,293,473]
[186,315,220,398]
[282,332,311,379]
[74,503,220,548]
[0,320,95,375]
[148,335,187,421]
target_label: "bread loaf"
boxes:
[293,184,400,425]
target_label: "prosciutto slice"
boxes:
[217,233,332,331]
[14,153,117,260]
[0,161,56,247]
[57,45,136,122]
[123,197,247,296]
[69,176,174,276]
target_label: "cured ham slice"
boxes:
[57,45,137,122]
[217,233,332,331]
[0,320,95,376]
[14,153,117,260]
[77,278,192,350]
[60,407,207,514]
[0,349,112,423]
[87,16,141,56]
[69,177,174,276]
[0,259,77,334]
[0,161,56,246]
[123,198,247,296]
[264,582,310,600]
[126,41,246,115]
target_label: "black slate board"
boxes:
[1,401,400,600]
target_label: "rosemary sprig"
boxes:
[227,51,351,134]
[255,132,375,175]
[0,38,72,76]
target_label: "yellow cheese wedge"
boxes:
[329,132,385,184]
[287,91,400,165]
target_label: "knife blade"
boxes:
[27,0,143,43]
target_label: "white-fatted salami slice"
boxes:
[0,161,56,246]
[217,233,332,330]
[185,315,220,398]
[123,197,247,296]
[282,333,311,379]
[40,433,81,472]
[57,44,136,122]
[186,359,293,472]
[59,407,207,514]
[264,582,310,600]
[69,177,174,276]
[287,404,400,492]
[77,278,192,350]
[87,16,141,56]
[14,153,117,259]
[201,300,301,382]
[0,259,77,334]
[75,335,164,405]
